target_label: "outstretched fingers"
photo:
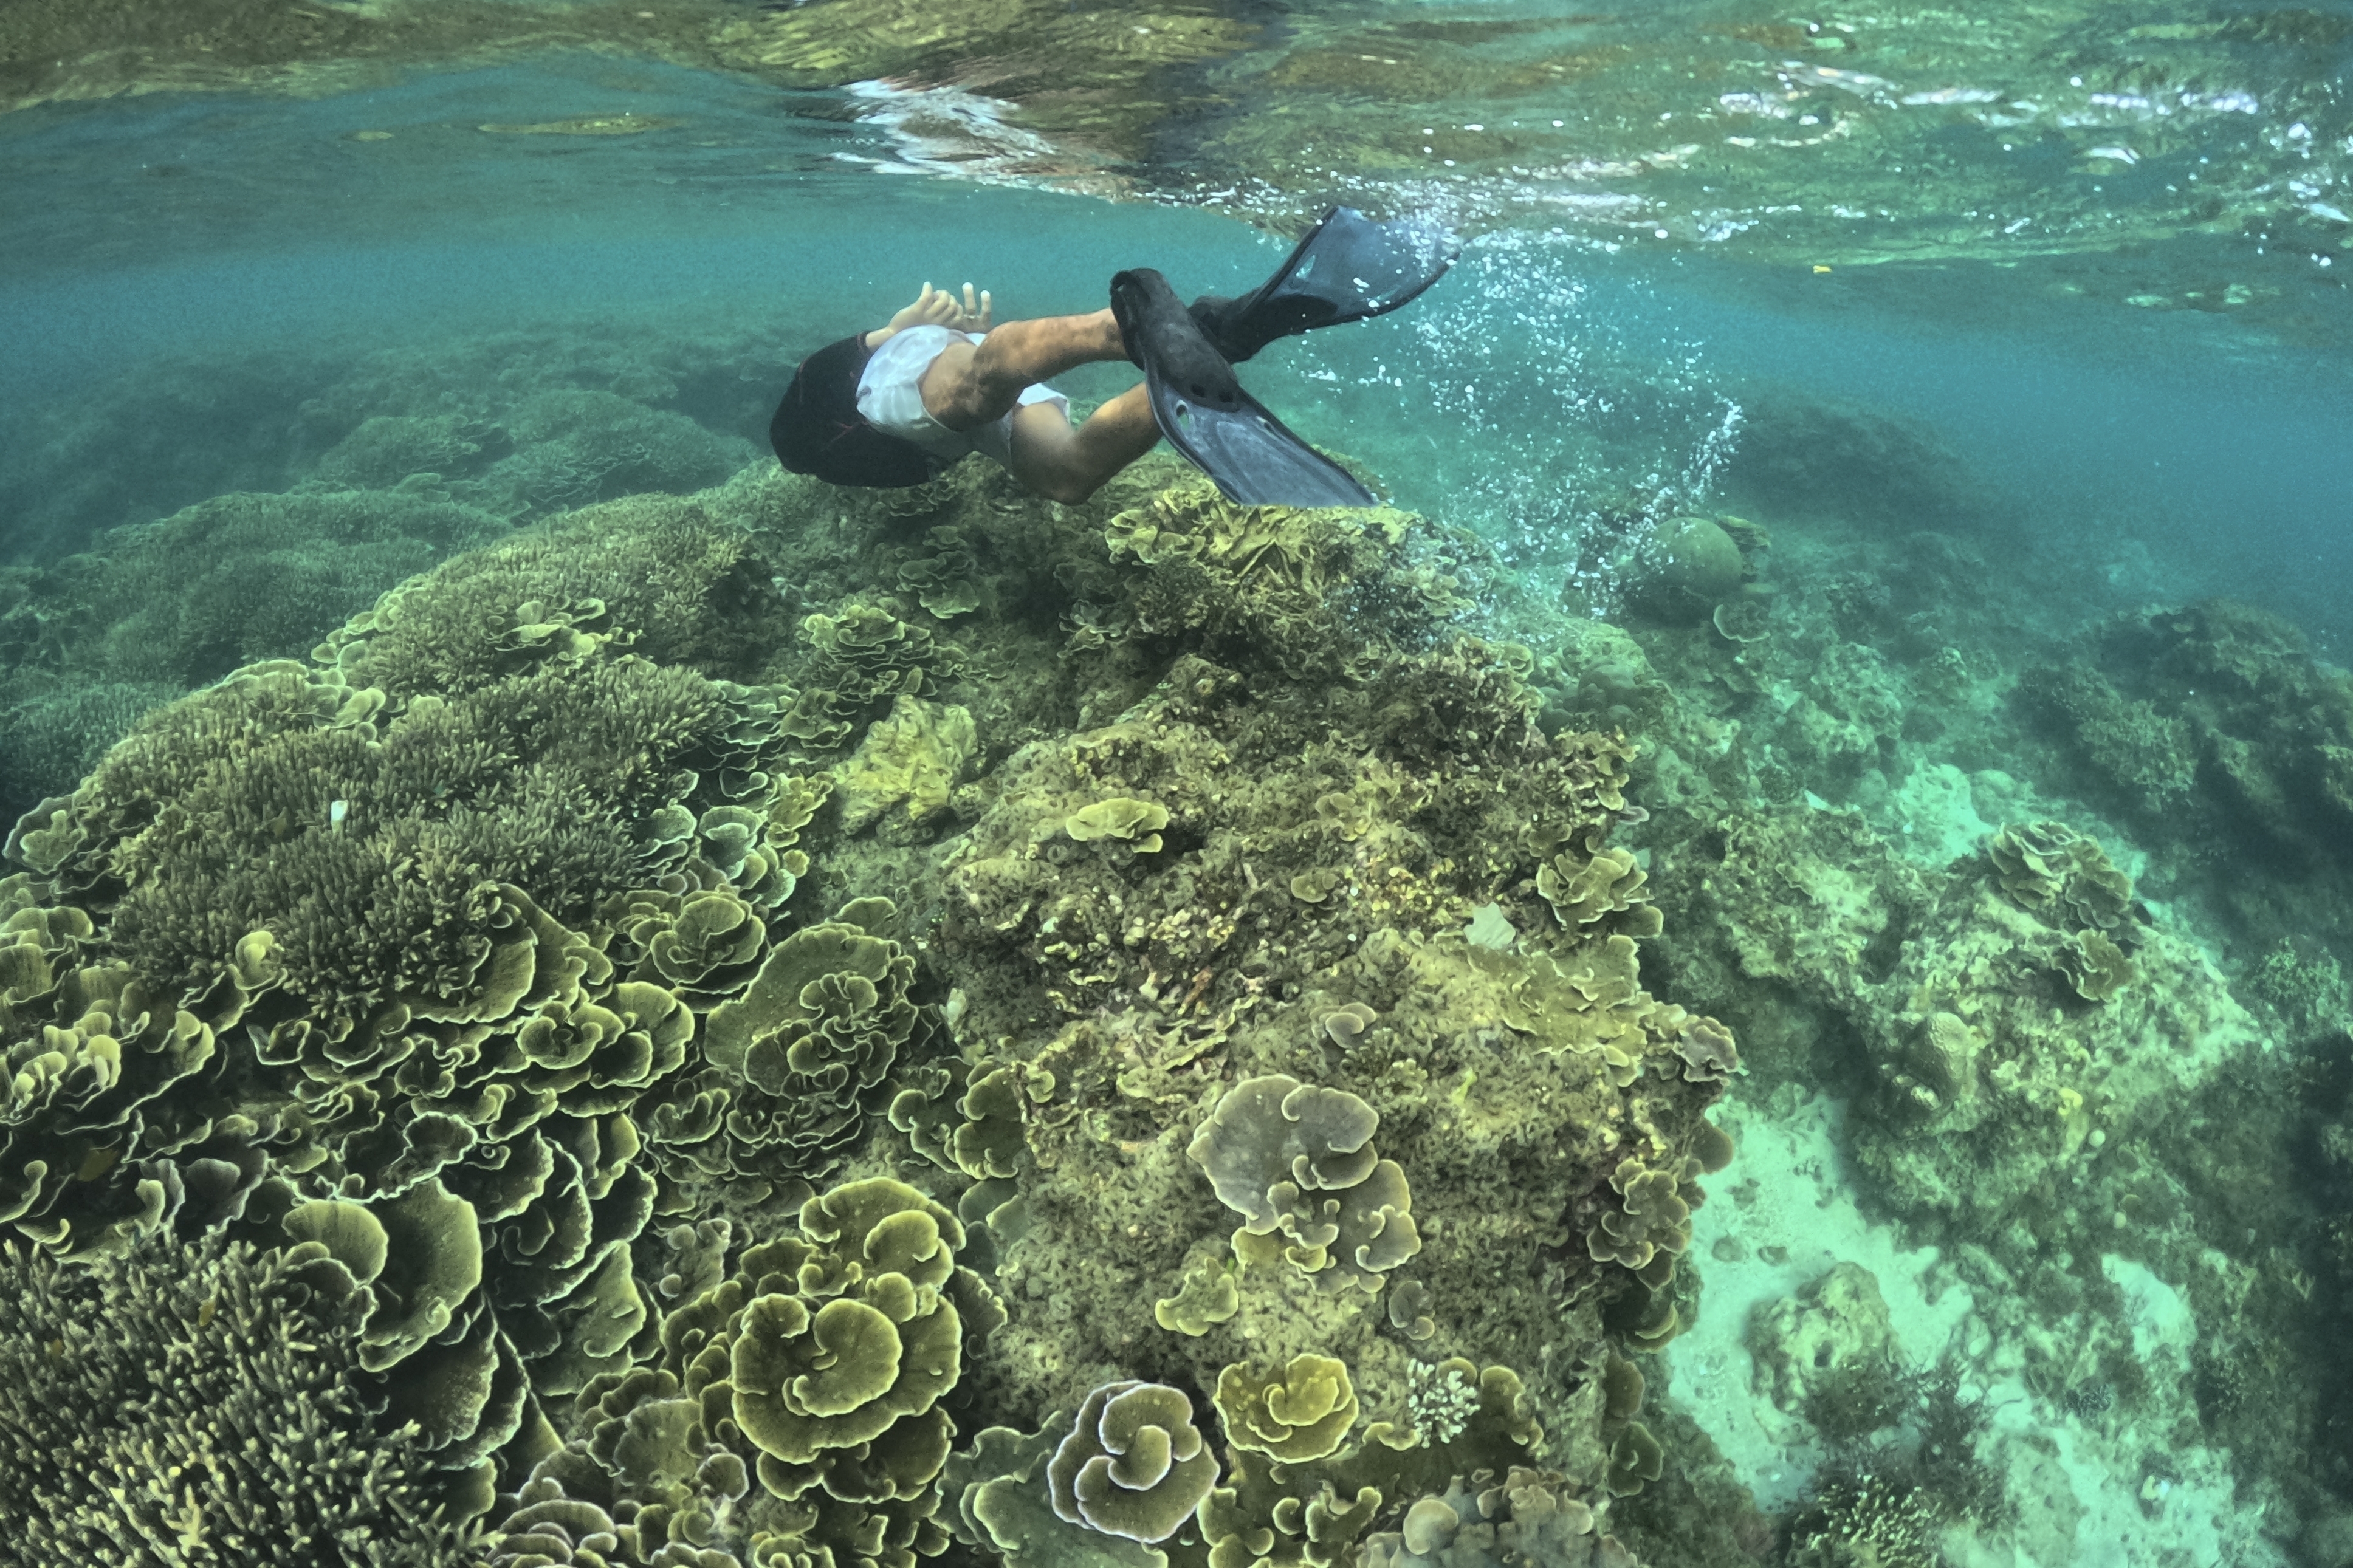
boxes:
[893,281,995,334]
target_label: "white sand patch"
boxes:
[1668,1088,2290,1566]
[1666,1087,1974,1512]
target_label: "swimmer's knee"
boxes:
[918,341,995,428]
[1031,472,1101,505]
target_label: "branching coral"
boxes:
[0,1230,483,1566]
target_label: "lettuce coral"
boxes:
[1215,1353,1362,1462]
[1045,1381,1218,1543]
[1985,821,2133,930]
[1103,478,1469,679]
[522,1176,1000,1568]
[695,899,926,1186]
[1361,1467,1625,1568]
[1187,1073,1423,1295]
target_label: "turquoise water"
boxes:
[3,10,2352,1568]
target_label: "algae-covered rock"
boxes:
[478,388,752,519]
[1748,1262,1895,1420]
[1632,515,1747,622]
[2017,662,2199,813]
[2027,601,2353,877]
[1663,801,2251,1231]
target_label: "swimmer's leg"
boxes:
[918,310,1127,430]
[1005,385,1159,505]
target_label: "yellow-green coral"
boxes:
[1103,480,1471,678]
[0,962,218,1251]
[1194,1359,1545,1568]
[696,900,923,1182]
[1362,1468,1615,1566]
[1065,797,1171,854]
[1214,1353,1360,1462]
[1186,1073,1422,1295]
[1534,843,1664,937]
[560,1177,1000,1568]
[1152,1255,1240,1336]
[890,1058,1028,1185]
[2056,928,2140,1003]
[896,526,989,620]
[785,602,959,749]
[1586,1155,1697,1275]
[1046,1381,1219,1544]
[1987,820,2134,930]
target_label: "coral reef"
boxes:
[2015,600,2353,1007]
[1,442,1731,1566]
[1663,807,2247,1224]
[0,1230,481,1566]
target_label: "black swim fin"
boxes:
[1190,207,1457,363]
[1111,266,1377,510]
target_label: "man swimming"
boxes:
[769,208,1456,510]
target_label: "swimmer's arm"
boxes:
[862,281,994,348]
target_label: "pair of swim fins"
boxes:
[1111,207,1455,509]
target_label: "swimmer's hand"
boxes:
[866,282,993,347]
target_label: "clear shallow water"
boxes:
[7,50,2343,634]
[3,10,2352,1568]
